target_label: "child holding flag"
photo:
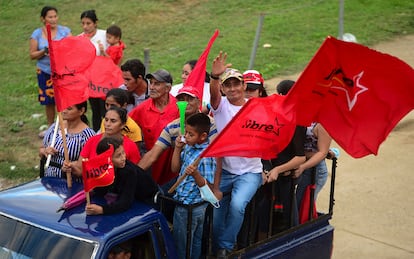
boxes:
[85,136,158,215]
[170,112,216,259]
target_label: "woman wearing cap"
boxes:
[243,70,268,99]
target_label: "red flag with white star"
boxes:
[286,36,414,157]
[82,145,115,192]
[201,94,296,159]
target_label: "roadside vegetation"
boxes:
[1,0,413,183]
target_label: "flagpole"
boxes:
[58,112,72,188]
[168,157,201,194]
[44,115,59,170]
[85,192,90,206]
[46,24,72,188]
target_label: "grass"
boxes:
[1,0,414,182]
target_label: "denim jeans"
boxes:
[213,170,262,251]
[296,159,328,206]
[173,203,208,259]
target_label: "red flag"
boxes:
[84,56,124,99]
[82,145,115,192]
[46,25,96,112]
[299,184,318,224]
[201,94,296,159]
[287,36,414,158]
[181,29,219,109]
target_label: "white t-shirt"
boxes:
[80,29,108,56]
[212,97,263,175]
[170,82,211,107]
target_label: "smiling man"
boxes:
[129,69,179,185]
[209,52,263,258]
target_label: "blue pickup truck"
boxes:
[0,157,337,258]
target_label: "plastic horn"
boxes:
[44,115,59,170]
[176,101,188,135]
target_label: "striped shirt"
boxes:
[174,141,216,204]
[156,115,218,150]
[43,124,96,178]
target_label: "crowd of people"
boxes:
[33,6,335,259]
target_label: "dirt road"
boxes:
[267,35,414,259]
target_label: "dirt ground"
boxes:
[267,35,414,259]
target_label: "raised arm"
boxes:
[209,51,232,109]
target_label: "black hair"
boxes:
[186,113,210,135]
[184,59,210,83]
[96,136,123,155]
[40,6,57,18]
[107,25,122,39]
[276,80,295,96]
[121,59,146,80]
[105,106,127,124]
[106,88,128,107]
[74,101,89,125]
[80,10,98,23]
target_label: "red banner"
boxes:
[286,36,414,158]
[84,56,124,99]
[201,94,296,159]
[46,28,96,112]
[82,145,115,192]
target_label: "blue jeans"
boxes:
[296,160,328,206]
[173,203,208,259]
[213,170,262,251]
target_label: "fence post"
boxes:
[144,48,151,73]
[248,14,265,70]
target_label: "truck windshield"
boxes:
[0,215,96,258]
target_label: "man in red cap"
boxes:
[138,85,219,189]
[129,69,179,185]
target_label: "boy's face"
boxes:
[106,34,120,45]
[184,125,207,146]
[112,145,126,168]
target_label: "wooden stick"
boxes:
[58,112,72,188]
[86,191,90,205]
[168,157,201,194]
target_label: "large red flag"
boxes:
[201,94,296,159]
[181,29,219,109]
[82,145,115,193]
[47,25,96,112]
[84,56,124,99]
[287,36,414,158]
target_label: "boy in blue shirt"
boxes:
[171,112,217,259]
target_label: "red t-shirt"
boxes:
[106,40,125,65]
[80,134,140,164]
[129,95,179,184]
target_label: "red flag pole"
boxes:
[46,24,72,188]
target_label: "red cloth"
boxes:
[182,30,219,109]
[286,36,414,158]
[46,26,95,111]
[82,145,115,193]
[299,184,318,224]
[84,56,124,99]
[129,95,179,184]
[80,134,140,164]
[106,40,125,65]
[201,94,296,159]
